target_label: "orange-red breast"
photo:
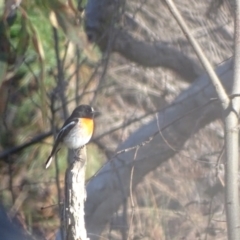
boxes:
[45,105,98,169]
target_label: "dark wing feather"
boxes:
[45,118,79,168]
[52,118,79,153]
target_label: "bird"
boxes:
[45,105,98,169]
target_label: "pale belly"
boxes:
[63,126,92,149]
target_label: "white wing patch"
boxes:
[57,121,76,140]
[45,156,53,169]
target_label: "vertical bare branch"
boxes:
[64,146,89,240]
[49,93,64,239]
[52,27,69,118]
[163,0,240,239]
[75,48,80,106]
[224,0,240,239]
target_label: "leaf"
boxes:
[29,25,45,61]
[49,2,86,48]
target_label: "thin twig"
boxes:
[49,93,64,240]
[0,131,52,160]
[164,0,229,109]
[75,47,81,105]
[61,41,70,69]
[90,1,120,106]
[127,146,139,240]
[52,27,69,118]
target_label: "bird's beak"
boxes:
[92,109,101,117]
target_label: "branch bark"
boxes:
[111,29,200,82]
[64,146,89,240]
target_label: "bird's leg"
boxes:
[73,145,85,162]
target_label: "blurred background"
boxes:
[0,0,234,239]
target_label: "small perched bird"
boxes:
[45,105,98,169]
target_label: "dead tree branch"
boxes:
[64,146,89,240]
